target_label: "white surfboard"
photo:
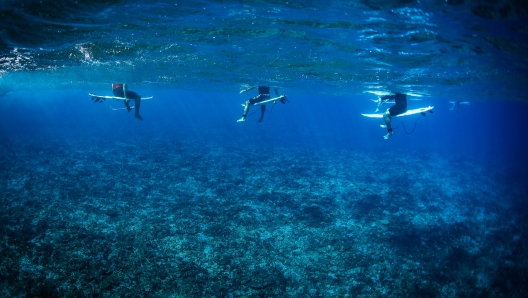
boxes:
[362,106,434,118]
[251,95,287,106]
[89,93,153,101]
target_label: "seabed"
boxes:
[1,138,526,297]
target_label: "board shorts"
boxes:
[248,94,270,104]
[112,84,140,100]
[388,93,407,116]
[389,104,407,116]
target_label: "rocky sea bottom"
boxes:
[0,138,527,297]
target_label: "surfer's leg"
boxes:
[258,105,266,122]
[383,111,393,139]
[134,97,143,120]
[124,100,132,112]
[243,101,250,117]
[383,111,392,131]
[237,101,250,122]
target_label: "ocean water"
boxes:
[1,0,527,297]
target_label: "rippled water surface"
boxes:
[1,0,527,100]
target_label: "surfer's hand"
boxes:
[240,86,256,94]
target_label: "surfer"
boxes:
[379,92,408,140]
[237,86,287,123]
[112,83,143,120]
[449,100,470,111]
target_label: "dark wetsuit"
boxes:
[240,86,270,122]
[382,92,407,116]
[112,83,142,120]
[248,86,271,105]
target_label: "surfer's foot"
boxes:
[237,117,246,122]
[380,124,387,129]
[258,118,263,123]
[135,114,143,121]
[383,132,393,140]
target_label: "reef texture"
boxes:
[0,138,527,297]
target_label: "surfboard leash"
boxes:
[393,109,434,134]
[393,113,424,135]
[244,100,283,118]
[105,103,134,111]
[245,106,273,118]
[246,109,260,118]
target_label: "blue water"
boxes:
[2,89,526,166]
[1,0,528,296]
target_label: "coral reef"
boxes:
[0,138,527,297]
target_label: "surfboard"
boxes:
[250,95,287,106]
[371,99,395,104]
[362,106,434,118]
[89,93,153,101]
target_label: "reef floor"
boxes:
[1,138,527,297]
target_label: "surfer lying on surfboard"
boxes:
[237,86,288,123]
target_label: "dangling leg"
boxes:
[134,96,143,120]
[237,100,250,122]
[375,98,384,112]
[383,111,393,139]
[124,100,132,112]
[258,104,266,122]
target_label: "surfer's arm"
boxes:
[240,86,256,94]
[375,98,383,112]
[375,96,390,112]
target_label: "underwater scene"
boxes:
[1,0,528,297]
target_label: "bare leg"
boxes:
[383,111,393,139]
[258,105,266,122]
[237,101,250,122]
[134,97,143,120]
